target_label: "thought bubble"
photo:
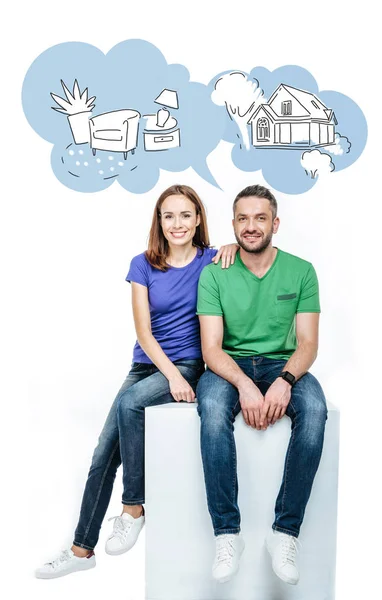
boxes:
[22,40,367,196]
[22,40,226,194]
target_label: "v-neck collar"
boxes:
[237,248,280,281]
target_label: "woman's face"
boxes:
[160,194,200,248]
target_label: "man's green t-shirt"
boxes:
[197,249,320,359]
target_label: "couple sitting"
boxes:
[36,183,327,586]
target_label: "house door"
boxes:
[257,118,270,141]
[280,123,291,144]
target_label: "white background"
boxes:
[2,1,380,598]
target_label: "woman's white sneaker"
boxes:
[265,530,300,585]
[35,549,96,579]
[105,512,145,555]
[212,533,245,583]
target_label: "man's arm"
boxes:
[283,312,319,378]
[261,312,320,425]
[199,315,266,429]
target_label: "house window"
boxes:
[257,117,270,141]
[281,100,292,115]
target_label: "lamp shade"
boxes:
[154,89,179,109]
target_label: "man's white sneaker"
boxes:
[105,512,145,555]
[212,533,245,583]
[266,530,300,585]
[35,549,95,579]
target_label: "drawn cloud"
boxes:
[211,66,367,194]
[22,40,226,194]
[22,41,367,195]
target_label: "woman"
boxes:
[35,184,238,578]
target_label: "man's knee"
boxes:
[197,372,237,430]
[291,373,328,445]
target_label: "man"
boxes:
[196,184,327,586]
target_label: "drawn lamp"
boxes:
[154,89,179,127]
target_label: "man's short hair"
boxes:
[233,185,278,219]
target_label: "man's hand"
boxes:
[238,379,266,430]
[261,377,292,425]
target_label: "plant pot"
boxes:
[68,111,92,144]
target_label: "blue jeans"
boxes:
[196,357,327,538]
[74,359,205,550]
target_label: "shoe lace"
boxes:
[48,549,71,569]
[216,535,235,567]
[108,515,132,542]
[280,534,301,566]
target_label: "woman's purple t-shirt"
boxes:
[126,247,218,363]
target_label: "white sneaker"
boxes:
[212,533,245,583]
[35,548,96,579]
[105,512,145,555]
[266,530,300,585]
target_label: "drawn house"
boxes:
[249,84,338,149]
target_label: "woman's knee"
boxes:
[117,386,144,421]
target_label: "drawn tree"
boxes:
[211,72,265,150]
[301,150,335,178]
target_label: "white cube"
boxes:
[145,402,339,600]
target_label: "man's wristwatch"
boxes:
[278,371,296,387]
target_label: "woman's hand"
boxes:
[212,243,239,269]
[169,373,196,403]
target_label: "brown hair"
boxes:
[233,184,278,219]
[145,184,211,271]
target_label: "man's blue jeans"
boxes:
[196,357,327,538]
[73,359,205,550]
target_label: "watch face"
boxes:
[282,371,295,384]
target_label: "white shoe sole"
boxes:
[265,537,299,585]
[35,558,96,579]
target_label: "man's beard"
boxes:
[235,230,273,254]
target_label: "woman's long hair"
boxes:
[145,184,211,271]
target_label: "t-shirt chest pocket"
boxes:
[275,293,298,323]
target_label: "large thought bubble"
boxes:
[22,39,367,195]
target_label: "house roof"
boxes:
[279,84,330,119]
[255,104,279,121]
[248,84,336,123]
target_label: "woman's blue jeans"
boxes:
[73,359,205,550]
[196,357,327,538]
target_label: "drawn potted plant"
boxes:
[51,80,96,144]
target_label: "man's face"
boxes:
[233,196,279,254]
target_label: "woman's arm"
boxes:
[131,282,195,402]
